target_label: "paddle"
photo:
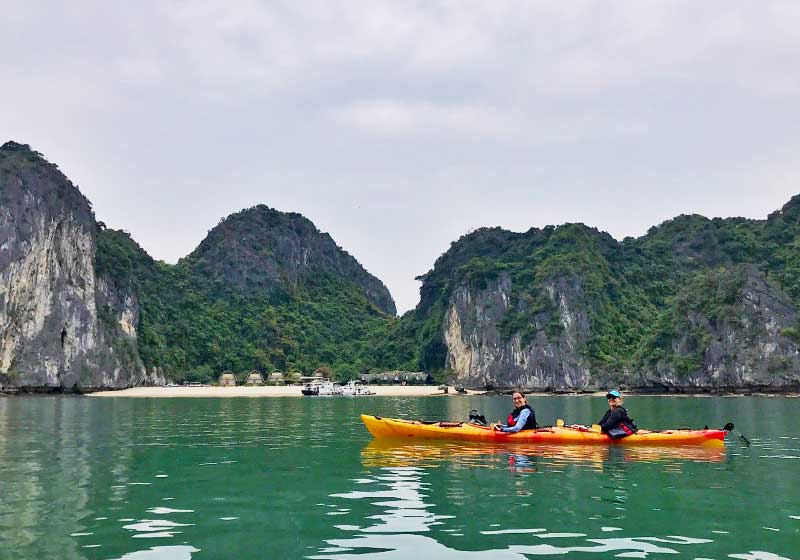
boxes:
[723,422,751,447]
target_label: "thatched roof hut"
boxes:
[218,371,236,386]
[285,371,302,385]
[405,372,429,384]
[360,371,431,384]
[245,370,264,385]
[269,370,285,385]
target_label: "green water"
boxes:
[0,395,798,560]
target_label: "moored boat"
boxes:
[301,380,342,396]
[341,380,375,396]
[361,414,730,447]
[301,383,319,396]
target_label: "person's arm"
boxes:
[599,408,625,433]
[500,408,530,433]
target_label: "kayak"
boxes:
[360,414,728,447]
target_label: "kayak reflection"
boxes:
[361,439,725,471]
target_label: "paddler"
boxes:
[492,391,538,432]
[597,389,638,438]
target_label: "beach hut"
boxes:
[285,371,302,385]
[245,370,264,385]
[218,371,236,387]
[360,370,430,385]
[409,372,429,384]
[269,370,285,385]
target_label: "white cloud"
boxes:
[331,99,646,146]
[331,100,517,139]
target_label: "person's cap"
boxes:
[606,389,621,399]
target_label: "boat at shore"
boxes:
[301,380,341,396]
[302,380,376,396]
[361,414,731,447]
[341,380,375,396]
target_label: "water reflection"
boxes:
[311,440,792,560]
[360,440,609,471]
[0,397,204,560]
[311,466,738,560]
[360,440,726,471]
[329,467,451,533]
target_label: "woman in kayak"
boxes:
[492,391,538,432]
[598,389,638,438]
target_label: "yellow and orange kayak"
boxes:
[361,414,727,447]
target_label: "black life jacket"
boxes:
[606,406,638,439]
[507,404,538,430]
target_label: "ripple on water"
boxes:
[313,463,778,560]
[480,528,547,535]
[123,519,193,539]
[728,552,792,560]
[147,507,194,514]
[108,545,201,560]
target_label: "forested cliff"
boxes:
[0,142,159,390]
[382,206,800,391]
[0,142,395,390]
[2,141,799,392]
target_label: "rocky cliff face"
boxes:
[444,273,592,390]
[0,142,158,391]
[1,141,398,388]
[635,266,800,391]
[402,216,800,391]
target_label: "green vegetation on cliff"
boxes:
[375,199,800,383]
[95,214,397,384]
[12,139,800,389]
[93,188,800,386]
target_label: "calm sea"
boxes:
[0,395,797,560]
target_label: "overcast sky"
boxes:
[3,2,799,314]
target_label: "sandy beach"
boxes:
[88,385,483,398]
[84,387,800,398]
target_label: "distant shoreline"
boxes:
[82,386,797,398]
[2,386,797,398]
[87,385,482,398]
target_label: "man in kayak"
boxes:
[598,390,638,438]
[492,391,538,432]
